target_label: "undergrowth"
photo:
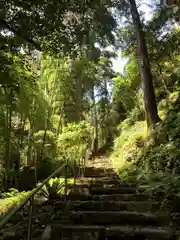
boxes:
[111,91,180,207]
[0,177,73,217]
[0,189,30,217]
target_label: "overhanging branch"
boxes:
[1,19,41,50]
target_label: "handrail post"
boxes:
[64,164,68,202]
[27,196,34,240]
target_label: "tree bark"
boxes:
[4,88,13,191]
[27,125,33,166]
[74,74,83,123]
[129,0,160,127]
[56,103,64,136]
[91,83,99,154]
[27,109,35,166]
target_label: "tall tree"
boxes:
[129,0,160,126]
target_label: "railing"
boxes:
[0,162,76,240]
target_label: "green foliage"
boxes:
[36,158,60,180]
[139,112,180,175]
[36,178,64,200]
[112,57,142,123]
[34,130,57,159]
[112,89,180,191]
[2,0,116,54]
[111,121,147,171]
[58,121,93,162]
[0,189,30,217]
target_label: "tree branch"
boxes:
[1,20,41,50]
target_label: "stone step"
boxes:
[91,179,122,185]
[78,167,109,178]
[62,193,151,201]
[67,182,149,195]
[67,211,169,226]
[90,187,137,194]
[54,200,160,212]
[91,185,147,193]
[93,193,151,201]
[82,174,108,178]
[91,180,136,187]
[68,184,141,195]
[52,225,173,240]
[68,187,91,198]
[85,175,120,179]
[80,175,120,179]
[68,184,90,189]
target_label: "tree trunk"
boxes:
[19,115,26,148]
[75,74,83,123]
[4,88,13,191]
[91,83,98,154]
[56,103,64,136]
[27,114,35,166]
[41,115,48,160]
[129,0,160,127]
[103,78,109,146]
[27,126,33,166]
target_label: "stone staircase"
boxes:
[0,166,174,240]
[44,167,174,240]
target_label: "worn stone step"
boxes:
[63,194,93,201]
[54,200,160,212]
[52,225,173,240]
[83,175,120,179]
[90,187,137,194]
[83,174,108,178]
[93,193,151,201]
[68,187,91,198]
[68,181,148,194]
[62,193,151,201]
[90,176,120,180]
[68,184,90,189]
[91,179,122,185]
[79,167,108,178]
[91,182,145,190]
[57,192,151,201]
[67,211,169,226]
[68,184,142,195]
[91,185,147,193]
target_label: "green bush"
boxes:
[33,130,57,159]
[111,90,180,187]
[58,121,93,163]
[36,177,73,200]
[111,121,147,171]
[36,157,63,181]
[139,114,180,174]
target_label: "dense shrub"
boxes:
[58,121,93,163]
[111,90,180,187]
[111,121,147,171]
[33,130,57,159]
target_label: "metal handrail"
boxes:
[0,162,75,239]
